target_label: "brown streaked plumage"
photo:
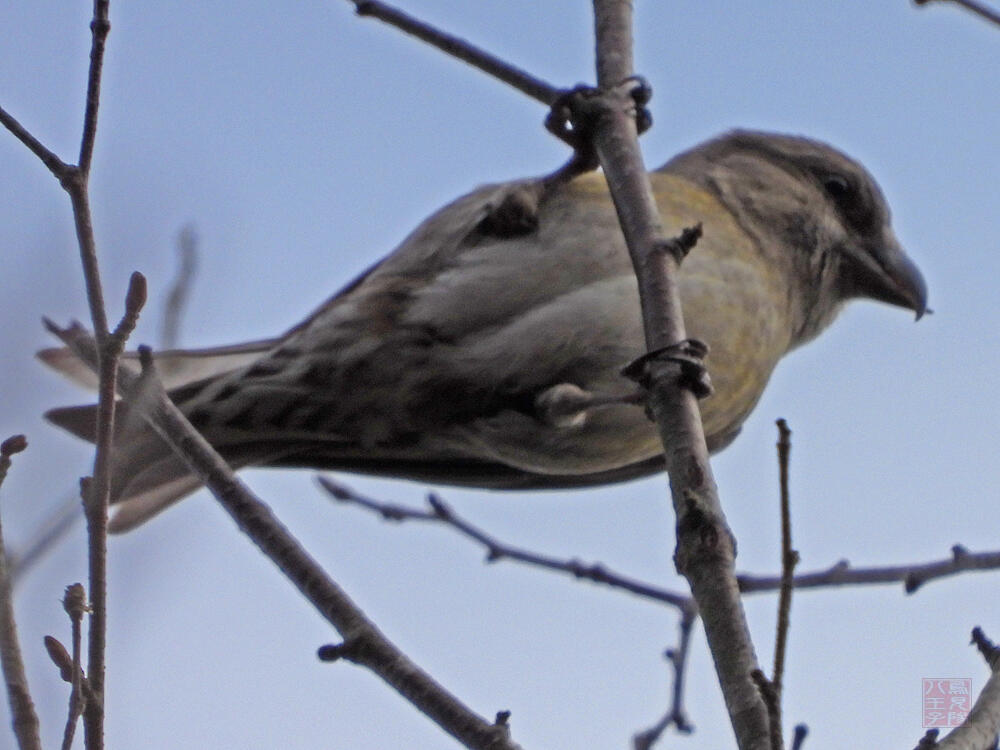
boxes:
[40,130,927,531]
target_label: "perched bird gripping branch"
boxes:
[40,130,927,531]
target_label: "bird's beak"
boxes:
[843,233,928,320]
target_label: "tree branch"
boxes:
[45,325,523,750]
[0,436,41,750]
[739,546,1000,595]
[586,2,769,746]
[633,607,697,749]
[318,477,693,608]
[349,0,559,105]
[771,420,798,712]
[915,0,1000,28]
[928,628,1000,749]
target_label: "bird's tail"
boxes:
[40,339,281,531]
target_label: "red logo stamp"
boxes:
[922,678,971,728]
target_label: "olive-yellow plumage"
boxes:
[41,130,927,531]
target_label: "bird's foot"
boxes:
[621,339,713,399]
[543,77,654,181]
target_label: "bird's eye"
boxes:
[819,172,876,232]
[822,174,853,203]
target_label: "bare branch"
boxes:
[321,475,1000,607]
[318,477,693,608]
[80,269,144,750]
[587,2,769,745]
[59,584,88,750]
[633,608,697,749]
[45,326,523,750]
[0,436,42,750]
[772,420,798,709]
[750,669,783,750]
[0,7,126,744]
[79,1,111,176]
[0,107,71,180]
[929,628,1000,749]
[350,1,559,105]
[915,0,1000,28]
[739,545,1000,595]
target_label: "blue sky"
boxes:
[1,2,999,747]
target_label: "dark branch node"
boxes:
[914,727,939,749]
[791,723,809,750]
[0,435,27,456]
[317,642,350,662]
[674,495,732,574]
[972,627,1000,669]
[494,710,511,726]
[89,17,111,36]
[656,223,702,263]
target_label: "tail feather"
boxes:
[40,338,290,530]
[45,395,305,530]
[44,403,102,443]
[44,399,206,528]
[37,337,279,392]
[107,475,205,532]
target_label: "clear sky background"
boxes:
[1,2,999,748]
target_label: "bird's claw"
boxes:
[544,76,654,170]
[621,339,713,399]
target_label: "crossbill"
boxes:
[41,130,927,531]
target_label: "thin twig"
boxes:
[790,724,808,750]
[11,222,195,584]
[351,1,559,104]
[739,545,1000,594]
[930,628,1000,749]
[0,436,42,750]
[60,584,88,750]
[915,0,1000,28]
[79,1,111,176]
[79,268,143,750]
[588,2,770,746]
[0,107,71,179]
[632,606,697,749]
[318,477,692,608]
[322,475,1000,605]
[750,670,783,750]
[772,420,798,702]
[46,325,522,750]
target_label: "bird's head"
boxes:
[665,130,928,346]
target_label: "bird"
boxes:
[40,130,927,532]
